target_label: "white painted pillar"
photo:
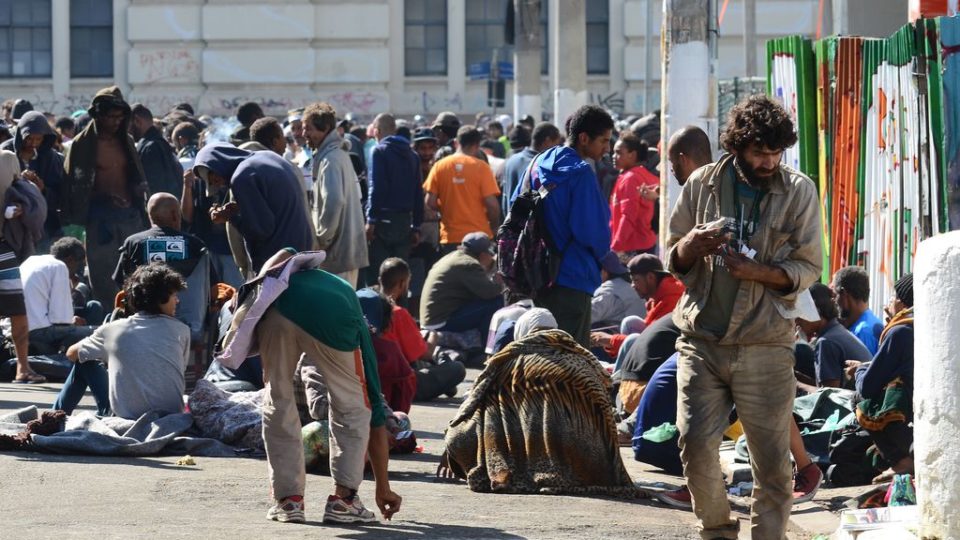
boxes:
[513,0,542,122]
[659,0,717,244]
[113,0,131,96]
[446,0,466,112]
[50,0,69,99]
[387,0,405,112]
[550,0,587,126]
[914,231,960,540]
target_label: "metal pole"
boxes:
[643,0,654,113]
[743,0,756,76]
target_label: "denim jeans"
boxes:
[440,297,504,335]
[29,324,95,355]
[53,361,111,416]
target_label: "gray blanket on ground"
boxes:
[0,406,240,457]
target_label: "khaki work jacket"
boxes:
[665,154,823,346]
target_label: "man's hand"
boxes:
[590,331,613,348]
[210,201,238,224]
[719,248,764,281]
[375,486,402,520]
[21,170,44,191]
[73,316,87,326]
[844,360,863,381]
[182,170,195,191]
[674,224,727,271]
[365,222,376,242]
[436,450,458,480]
[639,184,660,201]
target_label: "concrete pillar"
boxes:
[113,0,131,96]
[550,0,587,126]
[50,0,70,98]
[914,231,960,540]
[743,0,756,77]
[513,0,542,122]
[659,0,717,243]
[447,0,466,110]
[388,0,405,112]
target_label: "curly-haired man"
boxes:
[54,263,190,420]
[661,94,823,539]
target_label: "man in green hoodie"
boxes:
[62,86,148,307]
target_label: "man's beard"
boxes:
[734,156,776,190]
[839,307,851,320]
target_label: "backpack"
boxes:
[496,156,561,299]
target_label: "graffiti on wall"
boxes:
[589,91,626,112]
[136,49,200,84]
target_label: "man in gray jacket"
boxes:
[303,103,368,287]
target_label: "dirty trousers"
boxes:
[257,308,371,498]
[676,335,795,540]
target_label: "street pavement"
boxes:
[0,370,846,539]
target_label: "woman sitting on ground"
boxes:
[439,308,639,497]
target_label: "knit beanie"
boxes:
[894,273,913,308]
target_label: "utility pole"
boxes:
[660,0,718,245]
[643,0,655,113]
[744,0,757,76]
[513,0,542,121]
[550,0,587,124]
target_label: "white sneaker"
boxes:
[322,493,377,524]
[267,496,305,523]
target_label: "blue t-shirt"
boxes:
[850,309,884,355]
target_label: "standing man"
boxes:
[303,103,369,287]
[666,95,822,539]
[666,126,714,186]
[129,104,182,198]
[364,113,423,286]
[831,265,884,355]
[423,126,501,254]
[500,122,561,217]
[62,86,149,308]
[191,143,313,274]
[513,105,614,347]
[229,102,264,146]
[431,112,460,150]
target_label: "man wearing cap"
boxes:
[191,143,313,274]
[664,95,822,538]
[846,273,915,484]
[62,86,149,307]
[423,125,501,254]
[591,252,647,329]
[431,112,461,150]
[420,232,503,336]
[364,113,424,287]
[500,122,561,218]
[629,253,685,328]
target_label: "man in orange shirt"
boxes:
[628,254,684,327]
[423,126,501,254]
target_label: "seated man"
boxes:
[628,253,684,327]
[420,232,503,336]
[848,273,915,483]
[591,251,647,329]
[54,263,190,419]
[21,237,97,355]
[795,282,872,389]
[113,192,213,288]
[832,266,884,355]
[377,258,465,401]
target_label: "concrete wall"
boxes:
[0,0,845,120]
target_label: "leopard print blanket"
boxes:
[445,329,644,498]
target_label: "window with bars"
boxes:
[405,0,447,76]
[0,0,52,78]
[467,0,548,75]
[71,0,113,78]
[586,0,610,75]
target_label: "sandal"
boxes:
[12,372,46,384]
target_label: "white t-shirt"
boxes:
[21,254,74,331]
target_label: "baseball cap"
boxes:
[413,127,437,143]
[356,288,385,333]
[508,126,531,149]
[600,251,628,275]
[432,111,461,130]
[628,253,669,276]
[461,232,495,256]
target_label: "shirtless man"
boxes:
[63,86,148,306]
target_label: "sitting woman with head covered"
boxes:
[440,308,640,497]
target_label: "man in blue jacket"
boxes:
[192,143,313,272]
[364,113,423,286]
[512,105,613,347]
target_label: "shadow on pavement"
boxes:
[303,520,527,539]
[12,452,200,471]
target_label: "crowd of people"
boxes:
[0,88,917,537]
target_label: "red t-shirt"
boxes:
[382,306,428,363]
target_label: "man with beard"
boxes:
[129,104,182,197]
[831,265,884,355]
[663,95,822,539]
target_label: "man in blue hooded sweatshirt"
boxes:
[192,143,313,273]
[510,105,613,347]
[364,113,423,286]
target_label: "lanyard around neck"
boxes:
[732,175,765,242]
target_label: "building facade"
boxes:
[0,0,868,120]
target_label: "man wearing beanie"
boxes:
[848,272,914,483]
